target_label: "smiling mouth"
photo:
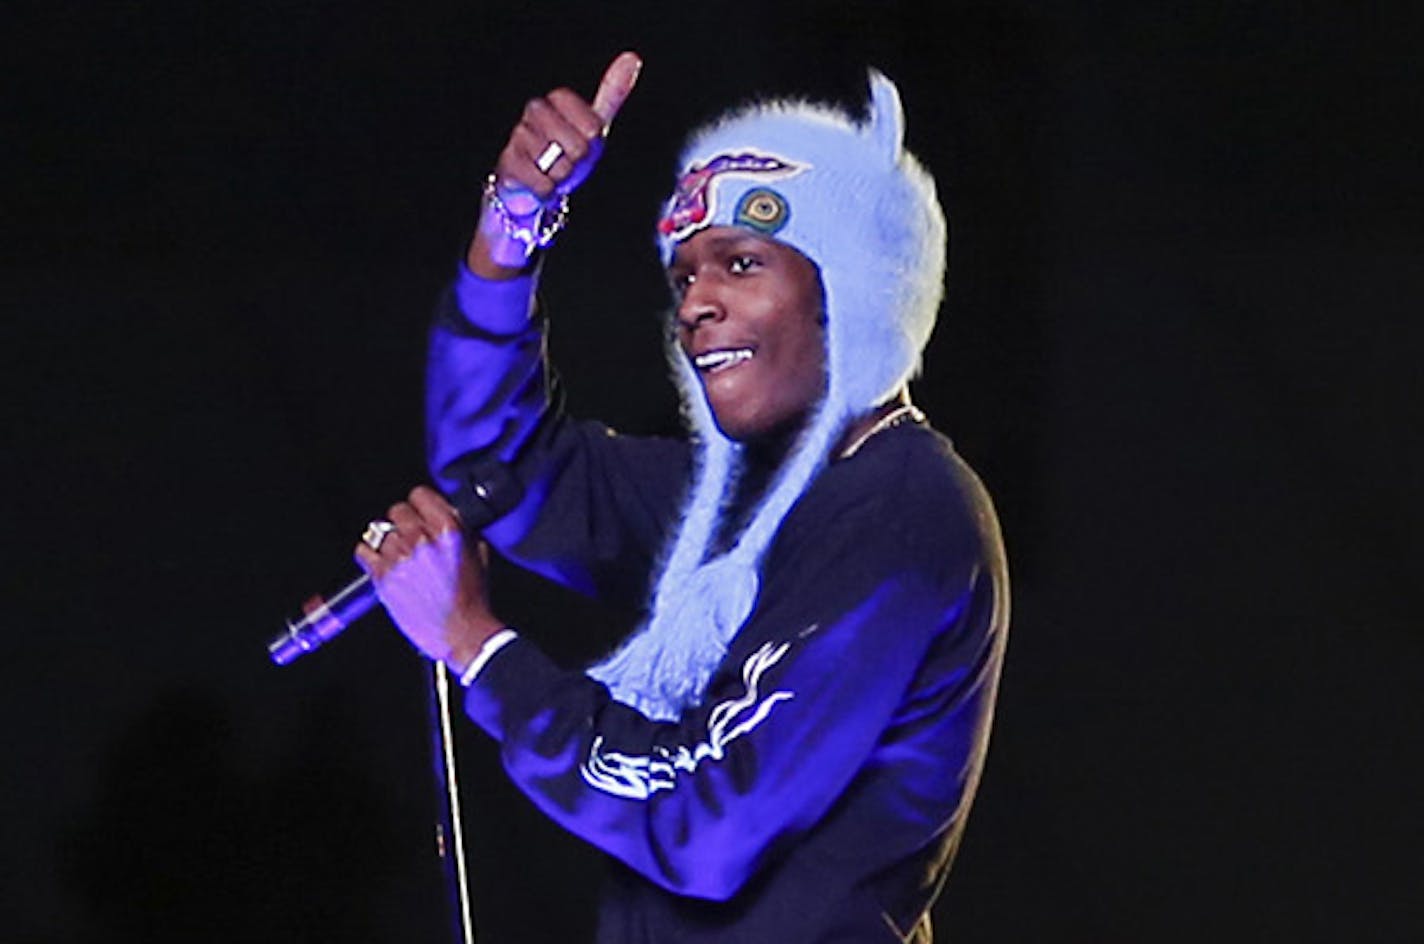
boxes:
[693,348,755,374]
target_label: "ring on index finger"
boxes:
[361,519,396,552]
[535,141,565,174]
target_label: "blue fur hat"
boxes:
[657,70,946,418]
[587,71,948,720]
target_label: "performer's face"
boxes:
[669,227,825,441]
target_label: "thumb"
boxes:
[591,51,643,129]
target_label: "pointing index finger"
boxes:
[591,51,642,130]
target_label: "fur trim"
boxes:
[587,71,947,721]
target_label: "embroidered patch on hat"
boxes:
[657,152,803,242]
[734,188,790,235]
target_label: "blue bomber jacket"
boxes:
[425,268,1009,944]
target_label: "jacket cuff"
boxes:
[452,263,538,335]
[456,628,520,687]
[462,636,573,741]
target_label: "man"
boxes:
[357,52,1008,943]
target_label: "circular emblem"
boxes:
[734,188,790,235]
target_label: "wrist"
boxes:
[443,611,508,676]
[469,174,569,278]
[454,628,519,688]
[467,222,534,280]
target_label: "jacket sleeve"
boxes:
[425,266,687,604]
[461,505,1002,901]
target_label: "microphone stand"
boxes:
[272,460,527,943]
[422,460,525,941]
[429,660,476,944]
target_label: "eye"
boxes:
[728,254,761,275]
[668,270,695,295]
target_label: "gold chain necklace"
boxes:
[838,403,926,459]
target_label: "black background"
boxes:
[7,1,1421,941]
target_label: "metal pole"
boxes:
[429,660,475,944]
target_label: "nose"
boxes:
[676,276,724,331]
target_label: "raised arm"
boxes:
[425,53,683,600]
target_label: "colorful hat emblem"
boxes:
[734,188,789,235]
[657,152,803,242]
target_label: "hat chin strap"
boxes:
[587,353,854,720]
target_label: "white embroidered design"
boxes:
[581,641,796,800]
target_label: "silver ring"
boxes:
[361,519,396,552]
[535,141,565,174]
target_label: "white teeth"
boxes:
[694,348,754,373]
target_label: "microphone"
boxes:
[268,574,378,665]
[268,459,525,665]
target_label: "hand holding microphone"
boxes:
[351,486,507,675]
[270,476,518,667]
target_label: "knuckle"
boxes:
[574,109,604,138]
[547,88,582,114]
[563,138,588,162]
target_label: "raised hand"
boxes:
[470,51,643,276]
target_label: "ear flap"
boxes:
[867,69,905,161]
